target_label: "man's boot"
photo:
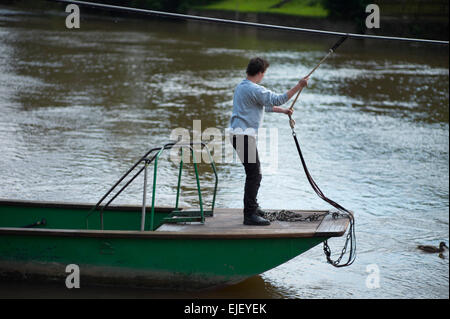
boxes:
[256,206,266,217]
[243,211,270,226]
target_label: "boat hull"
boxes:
[0,232,325,290]
[0,199,337,290]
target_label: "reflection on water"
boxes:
[0,4,448,298]
[0,275,288,299]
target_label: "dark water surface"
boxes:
[0,4,448,298]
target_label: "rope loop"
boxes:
[291,128,356,267]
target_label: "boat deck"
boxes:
[156,208,349,238]
[0,200,350,239]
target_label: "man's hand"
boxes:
[285,108,294,116]
[298,76,309,89]
[287,76,309,99]
[273,106,294,116]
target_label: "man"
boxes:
[229,57,308,226]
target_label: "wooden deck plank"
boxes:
[156,208,349,237]
[315,213,350,237]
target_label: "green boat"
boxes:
[0,143,350,290]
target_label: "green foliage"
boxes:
[90,0,218,12]
[196,0,328,18]
[177,0,222,12]
[90,0,325,15]
[320,0,371,30]
[320,0,370,19]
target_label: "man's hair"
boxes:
[246,57,269,76]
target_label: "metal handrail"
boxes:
[187,142,219,213]
[86,143,174,229]
[171,141,219,213]
[141,142,218,230]
[143,146,166,231]
[153,142,206,228]
[86,142,218,231]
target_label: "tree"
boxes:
[321,0,371,31]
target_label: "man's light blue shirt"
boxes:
[229,79,289,135]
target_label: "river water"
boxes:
[0,4,448,299]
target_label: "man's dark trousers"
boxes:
[231,134,261,214]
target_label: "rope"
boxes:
[292,131,356,267]
[53,0,448,46]
[285,35,356,267]
[287,36,347,128]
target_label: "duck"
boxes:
[417,242,448,253]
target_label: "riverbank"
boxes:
[192,0,448,40]
[4,0,448,40]
[195,0,328,18]
[187,8,360,34]
[188,11,448,41]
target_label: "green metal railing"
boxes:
[164,142,219,226]
[86,142,218,231]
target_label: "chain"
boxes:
[264,209,356,267]
[262,209,330,222]
[323,214,356,267]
